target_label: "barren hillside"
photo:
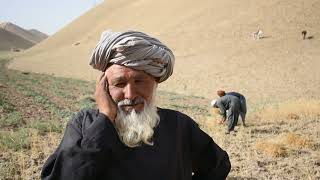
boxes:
[0,28,34,50]
[28,29,48,41]
[0,22,48,51]
[0,22,47,43]
[8,0,320,106]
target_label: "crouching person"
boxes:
[211,94,241,134]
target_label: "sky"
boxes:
[0,0,104,35]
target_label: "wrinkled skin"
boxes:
[95,64,157,122]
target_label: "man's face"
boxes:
[105,64,157,112]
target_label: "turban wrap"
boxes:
[89,30,175,83]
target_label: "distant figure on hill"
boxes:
[252,29,263,40]
[301,30,307,40]
[211,95,241,134]
[217,90,247,126]
[41,30,231,180]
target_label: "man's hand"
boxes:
[95,72,117,122]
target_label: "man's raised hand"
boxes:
[95,72,117,122]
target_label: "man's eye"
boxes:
[114,82,126,87]
[135,79,144,84]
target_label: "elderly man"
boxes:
[211,95,241,134]
[217,90,247,126]
[41,30,231,180]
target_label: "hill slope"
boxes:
[0,28,35,50]
[0,22,46,43]
[28,29,49,41]
[0,22,48,51]
[8,0,320,106]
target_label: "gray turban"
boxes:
[89,30,175,83]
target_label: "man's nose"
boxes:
[123,83,138,100]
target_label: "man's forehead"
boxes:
[106,64,153,79]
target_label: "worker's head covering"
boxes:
[89,30,175,83]
[217,90,226,97]
[210,99,217,107]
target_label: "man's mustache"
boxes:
[117,97,145,106]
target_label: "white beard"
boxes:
[114,99,160,148]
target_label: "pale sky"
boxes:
[0,0,104,35]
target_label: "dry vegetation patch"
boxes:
[280,132,314,149]
[255,141,288,157]
[255,133,314,158]
[251,101,319,160]
[253,99,320,122]
[0,130,61,179]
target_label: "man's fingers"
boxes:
[96,72,105,84]
[96,72,109,87]
[95,72,111,95]
[101,71,109,86]
[94,72,117,121]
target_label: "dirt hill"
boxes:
[0,22,48,51]
[0,22,47,44]
[8,0,320,106]
[28,29,49,41]
[0,28,34,50]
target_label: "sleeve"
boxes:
[190,120,231,180]
[41,110,119,180]
[216,101,227,119]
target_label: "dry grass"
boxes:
[255,141,288,157]
[0,130,61,179]
[252,99,320,122]
[280,132,314,149]
[252,100,318,159]
[211,108,221,116]
[255,133,314,158]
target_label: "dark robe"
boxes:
[41,108,231,180]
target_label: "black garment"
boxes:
[215,95,241,131]
[41,108,231,180]
[225,92,244,101]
